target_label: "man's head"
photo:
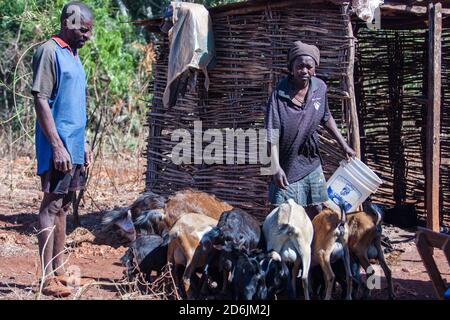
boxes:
[288,41,320,81]
[60,2,94,49]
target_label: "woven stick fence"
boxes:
[357,27,450,226]
[145,2,352,220]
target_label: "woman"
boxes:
[265,41,356,218]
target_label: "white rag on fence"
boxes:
[352,0,384,22]
[163,1,215,109]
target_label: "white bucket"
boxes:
[325,158,382,213]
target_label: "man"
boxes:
[32,2,94,297]
[265,41,356,219]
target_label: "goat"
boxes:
[259,251,291,299]
[229,249,268,300]
[166,213,218,299]
[211,208,261,250]
[221,249,290,300]
[310,203,353,300]
[129,191,166,220]
[310,202,394,300]
[262,199,313,299]
[346,202,394,299]
[120,234,168,282]
[203,208,262,295]
[135,189,232,237]
[101,208,136,242]
[206,248,286,300]
[101,192,166,241]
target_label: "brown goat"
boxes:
[138,189,232,236]
[346,210,394,299]
[311,207,352,300]
[167,213,219,299]
[164,189,232,227]
[129,191,166,220]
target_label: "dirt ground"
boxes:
[0,154,448,300]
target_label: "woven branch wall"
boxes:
[145,3,352,220]
[357,28,450,226]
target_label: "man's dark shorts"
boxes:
[40,163,86,194]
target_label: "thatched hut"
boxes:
[141,0,450,229]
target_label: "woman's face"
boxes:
[291,56,315,81]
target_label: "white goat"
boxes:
[262,199,314,299]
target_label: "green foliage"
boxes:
[0,0,152,156]
[0,0,245,157]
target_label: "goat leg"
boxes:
[375,236,395,299]
[182,263,195,299]
[355,252,372,299]
[299,249,311,300]
[221,270,230,296]
[291,259,301,299]
[342,244,353,300]
[183,249,205,300]
[319,251,335,300]
[198,253,214,298]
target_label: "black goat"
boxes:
[259,251,292,299]
[102,208,136,242]
[120,234,168,282]
[212,208,261,251]
[230,250,267,300]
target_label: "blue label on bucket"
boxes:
[327,175,362,212]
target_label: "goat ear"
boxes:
[201,237,212,251]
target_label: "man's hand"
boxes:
[52,145,72,172]
[84,142,94,169]
[273,167,289,190]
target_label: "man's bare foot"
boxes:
[41,277,72,298]
[55,274,94,287]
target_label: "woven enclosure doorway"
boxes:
[356,27,450,227]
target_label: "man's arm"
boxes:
[34,94,72,172]
[323,114,356,158]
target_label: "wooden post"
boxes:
[426,2,442,232]
[344,5,361,159]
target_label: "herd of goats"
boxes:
[101,189,395,300]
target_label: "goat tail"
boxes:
[338,200,347,224]
[371,204,383,226]
[134,208,165,227]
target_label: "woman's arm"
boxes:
[323,114,356,158]
[265,91,289,190]
[269,142,289,190]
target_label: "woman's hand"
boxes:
[343,144,356,159]
[273,167,289,190]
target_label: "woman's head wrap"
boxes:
[288,41,320,69]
